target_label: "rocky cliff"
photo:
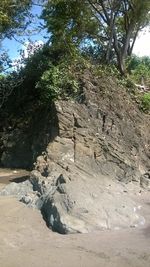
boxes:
[0,72,150,233]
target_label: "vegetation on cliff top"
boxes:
[0,0,150,113]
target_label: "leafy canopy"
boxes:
[42,0,99,56]
[0,0,31,39]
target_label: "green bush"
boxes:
[140,93,150,112]
[36,63,79,103]
[128,56,150,87]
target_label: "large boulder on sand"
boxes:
[29,168,145,234]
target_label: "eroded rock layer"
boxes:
[0,74,149,233]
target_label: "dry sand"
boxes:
[0,169,150,267]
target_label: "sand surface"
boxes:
[0,169,150,267]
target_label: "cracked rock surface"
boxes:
[0,74,150,234]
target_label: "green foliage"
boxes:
[36,62,79,103]
[0,45,52,109]
[0,43,82,111]
[128,55,150,86]
[140,93,150,112]
[131,0,150,26]
[0,72,23,108]
[1,0,150,111]
[0,0,32,74]
[20,45,51,83]
[90,63,119,79]
[41,0,150,75]
[0,0,31,38]
[42,0,98,55]
[118,77,135,89]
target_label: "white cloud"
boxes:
[133,27,150,57]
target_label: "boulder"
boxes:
[0,180,33,198]
[21,166,145,234]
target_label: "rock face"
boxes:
[0,104,58,169]
[0,180,33,198]
[28,169,146,234]
[0,74,149,233]
[0,167,146,234]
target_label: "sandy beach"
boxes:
[0,169,150,267]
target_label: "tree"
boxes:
[42,0,99,57]
[87,0,150,74]
[0,0,32,107]
[0,0,33,73]
[41,0,150,74]
[0,0,32,40]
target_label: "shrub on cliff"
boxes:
[128,56,150,87]
[140,93,150,112]
[36,62,79,103]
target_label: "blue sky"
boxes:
[1,5,150,60]
[2,5,49,59]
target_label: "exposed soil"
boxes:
[0,169,150,267]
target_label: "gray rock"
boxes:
[0,75,149,234]
[24,165,145,234]
[140,171,150,190]
[0,180,33,199]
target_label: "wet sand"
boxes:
[0,169,150,267]
[0,168,30,184]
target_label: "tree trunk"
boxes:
[116,24,134,75]
[118,56,126,76]
[106,11,114,63]
[121,23,134,60]
[112,28,126,75]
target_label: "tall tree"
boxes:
[42,0,99,56]
[87,0,150,74]
[41,0,150,74]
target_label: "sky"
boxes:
[1,5,150,61]
[133,27,150,57]
[2,4,48,60]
